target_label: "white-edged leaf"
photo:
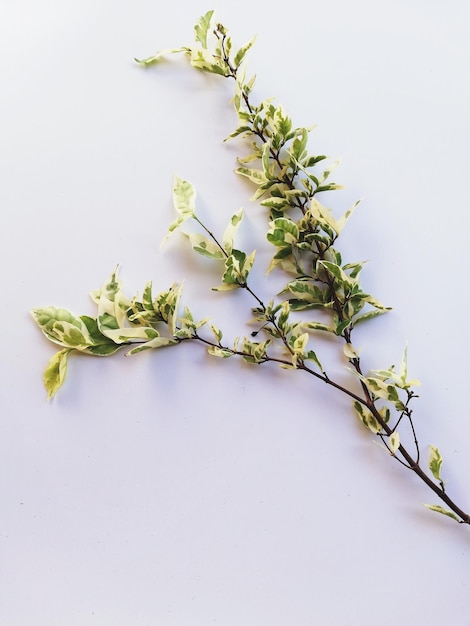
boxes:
[194,10,214,48]
[235,166,267,184]
[172,175,196,216]
[125,337,178,356]
[207,345,233,358]
[162,176,197,245]
[185,233,225,259]
[302,321,334,333]
[233,35,257,67]
[189,48,228,76]
[343,343,359,359]
[353,400,381,434]
[222,209,243,254]
[43,348,72,399]
[389,431,400,454]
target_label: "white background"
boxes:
[2,1,470,624]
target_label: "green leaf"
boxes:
[43,349,72,399]
[429,446,444,482]
[194,10,214,48]
[424,504,461,523]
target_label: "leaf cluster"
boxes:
[31,10,470,526]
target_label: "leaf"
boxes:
[79,316,121,355]
[162,176,197,244]
[304,350,323,371]
[302,154,328,168]
[125,337,178,356]
[343,343,359,359]
[287,280,325,304]
[261,142,273,179]
[424,504,461,523]
[319,260,351,286]
[397,346,421,389]
[189,48,228,76]
[194,10,214,48]
[302,321,334,333]
[353,401,381,434]
[31,307,93,350]
[266,218,299,246]
[94,270,126,342]
[389,431,400,454]
[134,47,189,66]
[240,336,271,363]
[211,324,223,343]
[336,200,360,233]
[234,166,267,185]
[172,175,196,216]
[207,345,233,358]
[233,35,257,67]
[259,196,290,211]
[212,282,240,292]
[220,249,255,286]
[43,349,72,399]
[222,209,244,254]
[352,309,387,327]
[292,332,309,354]
[289,128,309,161]
[224,125,253,141]
[429,446,444,482]
[166,283,183,336]
[186,233,225,259]
[277,301,291,331]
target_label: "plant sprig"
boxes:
[32,10,470,527]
